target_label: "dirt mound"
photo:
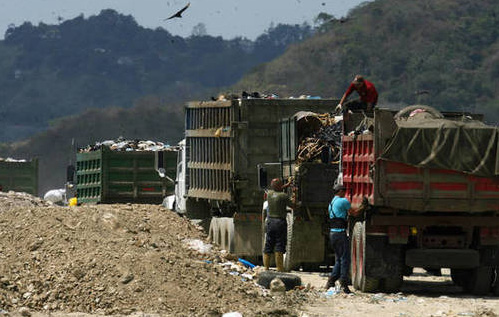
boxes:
[0,201,311,316]
[0,192,52,210]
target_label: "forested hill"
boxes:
[0,9,313,142]
[235,0,499,123]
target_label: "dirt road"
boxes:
[0,193,497,317]
[297,269,498,317]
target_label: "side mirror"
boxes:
[257,164,267,189]
[155,151,165,177]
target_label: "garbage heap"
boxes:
[78,138,177,152]
[295,112,343,165]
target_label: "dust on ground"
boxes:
[298,268,499,317]
[0,191,497,317]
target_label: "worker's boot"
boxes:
[325,275,338,289]
[340,279,351,294]
[275,252,285,272]
[263,253,271,270]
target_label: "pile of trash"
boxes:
[78,138,176,152]
[295,112,343,164]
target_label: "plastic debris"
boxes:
[238,258,256,269]
[183,239,213,254]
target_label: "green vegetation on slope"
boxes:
[0,9,313,142]
[234,0,499,123]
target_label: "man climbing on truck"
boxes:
[336,75,378,113]
[262,178,293,272]
[326,184,363,293]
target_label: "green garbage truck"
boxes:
[76,146,177,204]
[0,158,39,196]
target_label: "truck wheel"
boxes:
[219,218,234,252]
[352,221,380,292]
[351,224,360,289]
[451,269,467,287]
[208,218,219,245]
[284,213,299,272]
[382,277,403,293]
[464,266,493,295]
[493,267,499,296]
[402,266,414,277]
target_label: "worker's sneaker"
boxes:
[340,279,351,294]
[325,275,338,289]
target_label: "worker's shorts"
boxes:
[263,217,287,253]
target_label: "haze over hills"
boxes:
[2,0,499,194]
[0,9,313,142]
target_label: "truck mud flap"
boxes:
[405,249,479,269]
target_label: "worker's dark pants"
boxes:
[329,231,350,282]
[263,217,287,253]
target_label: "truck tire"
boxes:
[451,269,467,287]
[219,218,234,252]
[350,225,360,290]
[351,221,380,292]
[383,277,403,293]
[402,266,414,277]
[208,218,220,245]
[284,213,300,272]
[257,271,302,291]
[393,105,443,120]
[464,266,493,295]
[493,267,499,296]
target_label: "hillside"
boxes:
[0,9,313,142]
[234,0,499,123]
[0,98,184,194]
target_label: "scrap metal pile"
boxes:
[78,138,177,152]
[295,112,343,164]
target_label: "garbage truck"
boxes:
[75,145,177,204]
[0,158,38,195]
[342,106,499,295]
[181,98,338,262]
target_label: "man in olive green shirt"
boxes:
[262,178,293,272]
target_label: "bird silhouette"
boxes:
[164,2,190,20]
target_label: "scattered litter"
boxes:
[222,312,243,317]
[238,258,256,269]
[183,239,213,254]
[369,293,408,303]
[324,285,340,297]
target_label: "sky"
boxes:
[0,0,369,40]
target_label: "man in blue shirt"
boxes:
[326,184,361,293]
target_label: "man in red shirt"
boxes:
[336,75,378,112]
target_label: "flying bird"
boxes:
[164,2,190,20]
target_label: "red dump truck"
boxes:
[344,106,499,295]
